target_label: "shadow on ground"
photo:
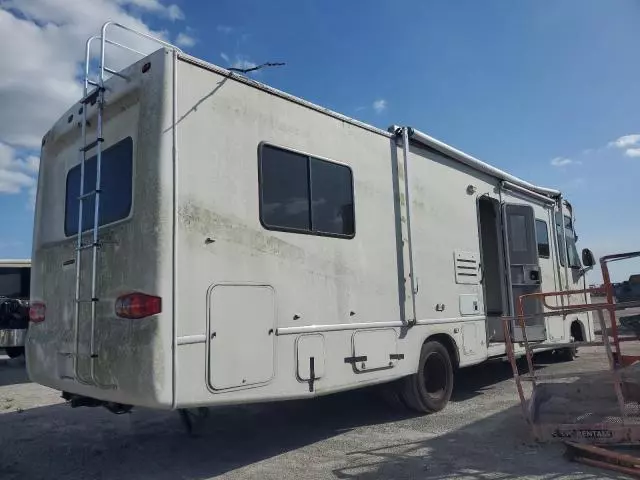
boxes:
[0,359,622,480]
[0,355,29,387]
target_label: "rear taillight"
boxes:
[115,293,162,319]
[29,302,46,323]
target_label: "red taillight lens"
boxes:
[115,293,162,319]
[29,302,46,323]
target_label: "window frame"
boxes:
[555,212,581,269]
[64,136,134,238]
[257,142,355,239]
[534,218,551,259]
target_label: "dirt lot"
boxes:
[0,348,633,480]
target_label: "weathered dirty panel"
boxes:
[208,284,275,390]
[27,49,175,408]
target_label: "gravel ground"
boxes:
[0,348,634,480]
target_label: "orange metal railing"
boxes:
[504,250,640,443]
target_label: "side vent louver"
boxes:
[454,250,479,285]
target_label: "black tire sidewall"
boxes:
[415,341,454,412]
[5,347,24,359]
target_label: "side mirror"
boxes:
[582,248,595,268]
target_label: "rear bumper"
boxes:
[0,328,27,348]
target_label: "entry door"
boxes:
[502,204,546,342]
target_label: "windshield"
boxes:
[555,213,581,269]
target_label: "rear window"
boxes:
[0,268,30,299]
[65,137,133,236]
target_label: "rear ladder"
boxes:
[72,22,181,387]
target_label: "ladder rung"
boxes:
[80,138,104,152]
[80,87,104,105]
[76,242,100,251]
[103,67,129,80]
[78,189,101,200]
[519,369,615,382]
[75,298,100,304]
[528,341,606,351]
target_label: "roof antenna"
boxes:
[227,62,286,74]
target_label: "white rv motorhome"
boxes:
[27,23,596,416]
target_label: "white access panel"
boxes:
[462,323,480,355]
[352,329,398,372]
[296,334,325,381]
[208,285,275,390]
[459,294,481,316]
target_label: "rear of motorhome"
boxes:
[27,23,595,414]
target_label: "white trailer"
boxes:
[27,23,596,416]
[0,259,31,358]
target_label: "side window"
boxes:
[508,214,528,253]
[535,219,550,258]
[259,146,310,231]
[259,144,354,238]
[555,213,581,268]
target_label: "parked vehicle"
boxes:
[27,23,595,416]
[615,274,640,303]
[0,259,30,358]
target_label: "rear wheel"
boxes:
[5,347,24,359]
[556,346,577,362]
[400,340,454,413]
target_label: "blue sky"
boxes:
[1,0,639,281]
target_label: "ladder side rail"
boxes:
[73,35,102,384]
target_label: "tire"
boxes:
[377,380,407,410]
[556,346,577,362]
[5,347,24,359]
[399,340,454,413]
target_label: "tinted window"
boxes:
[508,214,528,253]
[555,213,581,268]
[259,144,354,237]
[310,158,354,235]
[65,137,133,236]
[535,219,550,258]
[260,146,310,231]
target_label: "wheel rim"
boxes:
[423,352,448,399]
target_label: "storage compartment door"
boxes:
[503,204,546,342]
[351,329,398,372]
[208,285,275,390]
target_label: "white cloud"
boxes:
[231,56,257,71]
[608,134,640,157]
[550,156,582,167]
[217,25,234,34]
[220,52,230,63]
[165,4,184,21]
[625,148,640,158]
[0,0,187,151]
[176,32,196,48]
[608,134,640,149]
[0,142,39,194]
[114,0,183,20]
[372,99,387,114]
